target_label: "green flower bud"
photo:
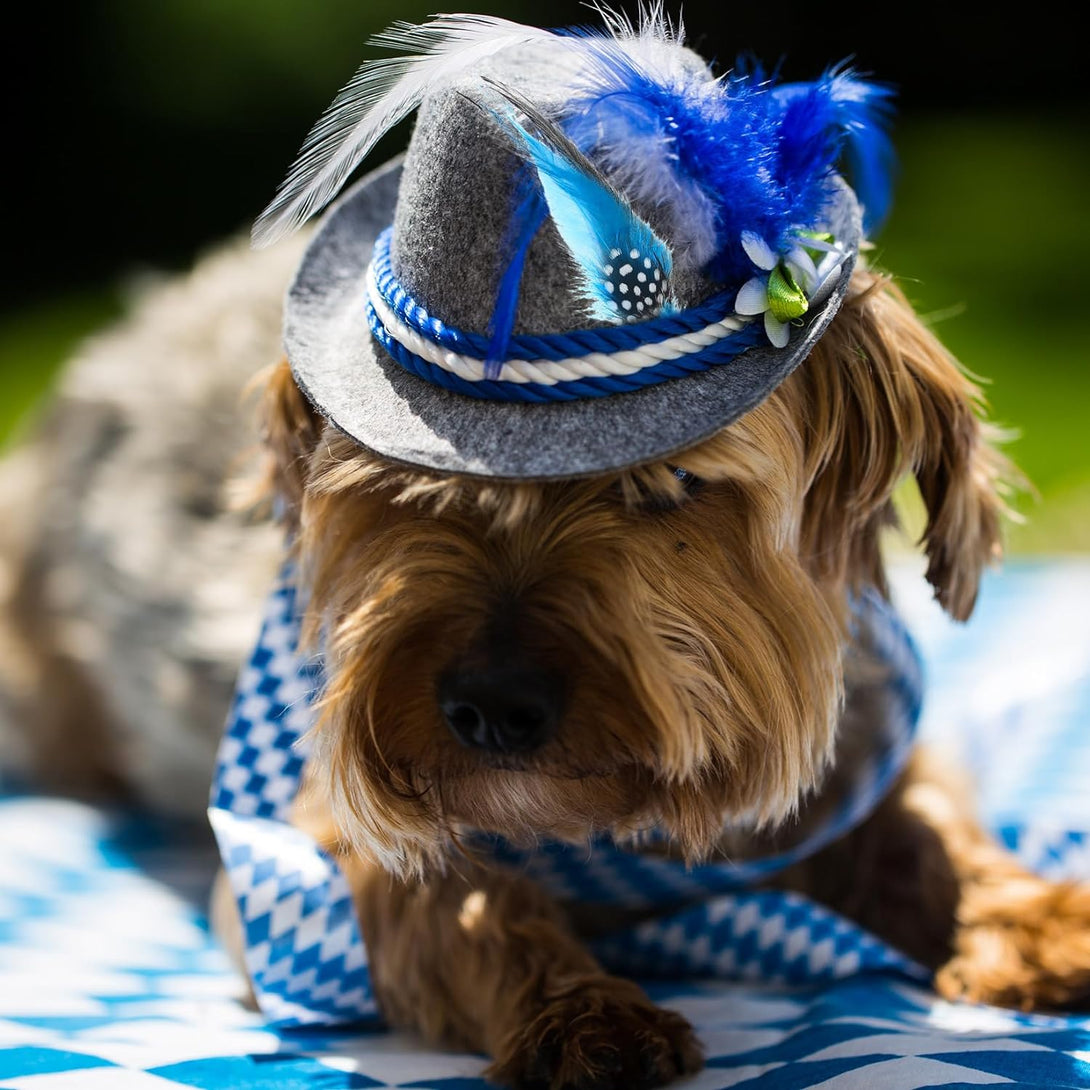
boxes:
[767,264,809,322]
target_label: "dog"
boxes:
[229,272,1090,1089]
[5,11,1090,1090]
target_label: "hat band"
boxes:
[365,228,766,402]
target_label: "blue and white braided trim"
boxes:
[365,227,767,402]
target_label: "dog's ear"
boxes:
[256,358,323,524]
[799,268,1015,621]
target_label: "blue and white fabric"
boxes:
[208,565,925,1028]
[3,559,1090,1088]
[207,575,379,1029]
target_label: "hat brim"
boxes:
[284,157,861,481]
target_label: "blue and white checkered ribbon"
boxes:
[209,565,927,1027]
[207,570,380,1028]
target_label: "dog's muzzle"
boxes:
[438,662,563,754]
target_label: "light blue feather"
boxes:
[484,84,673,325]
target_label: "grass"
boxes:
[2,113,1086,550]
[873,114,1090,551]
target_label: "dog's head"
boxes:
[261,267,1012,877]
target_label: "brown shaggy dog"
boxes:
[6,241,1090,1089]
[218,263,1090,1087]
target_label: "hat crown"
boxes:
[389,42,717,340]
[391,60,579,338]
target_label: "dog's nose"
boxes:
[438,665,562,754]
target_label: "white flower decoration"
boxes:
[735,231,847,347]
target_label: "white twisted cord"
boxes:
[366,264,751,386]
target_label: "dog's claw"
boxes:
[487,979,703,1090]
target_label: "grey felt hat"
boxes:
[258,13,889,481]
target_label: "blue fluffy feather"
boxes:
[772,68,896,234]
[480,16,895,350]
[561,39,896,284]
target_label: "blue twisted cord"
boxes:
[367,297,767,402]
[370,227,747,364]
[367,226,770,402]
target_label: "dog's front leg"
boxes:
[777,745,1090,1011]
[350,855,702,1089]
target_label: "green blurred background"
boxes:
[3,1,1087,550]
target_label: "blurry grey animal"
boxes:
[0,235,307,816]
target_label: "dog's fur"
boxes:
[5,237,1090,1090]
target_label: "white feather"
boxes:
[592,131,719,271]
[252,14,561,248]
[587,0,684,48]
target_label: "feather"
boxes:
[557,45,809,284]
[826,72,896,232]
[252,15,561,247]
[772,68,896,234]
[485,170,547,374]
[561,39,723,273]
[583,0,683,44]
[482,80,673,325]
[557,44,894,283]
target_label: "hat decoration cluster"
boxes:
[254,6,893,401]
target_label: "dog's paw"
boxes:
[936,878,1090,1011]
[487,977,702,1090]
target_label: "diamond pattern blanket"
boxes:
[2,561,1090,1089]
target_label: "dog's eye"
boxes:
[631,465,704,514]
[670,466,702,493]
